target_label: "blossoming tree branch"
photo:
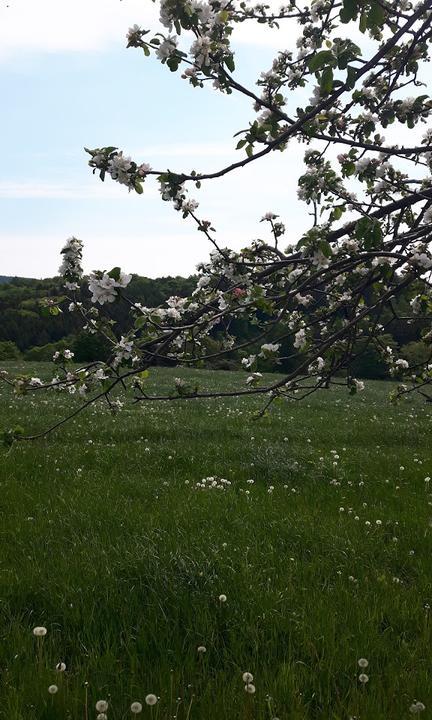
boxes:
[3,0,432,442]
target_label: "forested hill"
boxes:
[0,274,195,360]
[0,274,428,378]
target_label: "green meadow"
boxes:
[1,362,431,720]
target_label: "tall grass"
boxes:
[0,363,431,719]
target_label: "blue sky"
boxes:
[1,0,308,278]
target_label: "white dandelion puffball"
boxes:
[358,658,369,668]
[197,645,207,653]
[48,685,58,694]
[410,701,426,714]
[219,594,227,603]
[145,694,158,706]
[242,672,254,683]
[96,715,108,720]
[33,626,47,637]
[56,662,67,672]
[96,700,109,712]
[358,673,369,684]
[245,683,256,694]
[131,701,143,713]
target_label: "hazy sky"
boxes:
[1,0,312,278]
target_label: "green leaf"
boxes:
[108,267,121,282]
[166,56,180,72]
[318,239,332,258]
[308,50,335,72]
[359,11,367,32]
[320,66,334,94]
[367,1,385,29]
[225,55,235,73]
[346,65,357,89]
[355,217,382,250]
[3,425,24,448]
[340,0,358,23]
[135,316,147,329]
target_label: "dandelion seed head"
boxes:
[33,626,47,637]
[96,700,109,713]
[245,683,256,694]
[145,694,158,706]
[358,673,369,684]
[410,701,426,714]
[48,685,58,694]
[219,594,227,603]
[358,658,369,668]
[131,701,143,713]
[242,672,254,683]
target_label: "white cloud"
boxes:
[0,0,158,59]
[0,0,291,62]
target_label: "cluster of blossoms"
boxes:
[126,0,235,89]
[87,147,152,193]
[59,236,83,289]
[53,349,74,363]
[88,270,132,305]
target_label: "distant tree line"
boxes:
[0,274,428,379]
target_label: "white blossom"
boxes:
[294,328,307,349]
[156,35,178,61]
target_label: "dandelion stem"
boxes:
[84,683,88,720]
[185,694,194,720]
